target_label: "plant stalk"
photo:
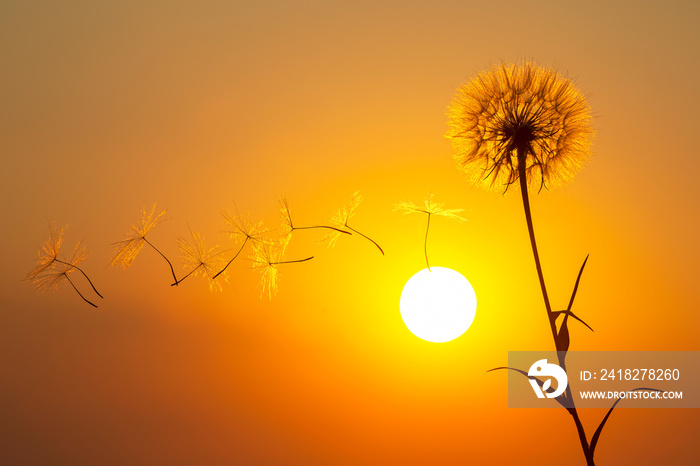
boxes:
[65,273,97,308]
[55,258,103,298]
[213,237,248,279]
[272,256,314,265]
[424,213,431,271]
[171,263,202,286]
[516,148,556,344]
[516,147,593,465]
[347,225,384,255]
[143,237,178,285]
[293,225,351,235]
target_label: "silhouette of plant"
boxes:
[26,222,102,307]
[324,191,384,255]
[447,62,594,193]
[109,203,178,285]
[214,205,269,279]
[394,194,465,271]
[279,195,351,238]
[173,227,229,291]
[447,62,650,465]
[250,239,313,299]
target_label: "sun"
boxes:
[399,267,477,343]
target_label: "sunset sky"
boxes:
[2,1,699,464]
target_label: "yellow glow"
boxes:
[399,267,477,343]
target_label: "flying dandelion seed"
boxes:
[324,191,384,255]
[214,205,269,279]
[26,226,101,307]
[447,62,594,193]
[250,242,281,300]
[395,194,465,271]
[26,221,65,281]
[278,195,351,238]
[110,203,178,284]
[174,227,229,291]
[27,261,72,294]
[27,240,88,292]
[250,240,313,300]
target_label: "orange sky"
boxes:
[1,1,699,464]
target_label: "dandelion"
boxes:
[324,191,384,255]
[447,62,594,193]
[214,205,269,279]
[173,227,229,291]
[109,203,178,285]
[279,195,351,238]
[447,62,594,326]
[250,240,313,299]
[450,64,603,465]
[395,194,465,271]
[25,223,102,307]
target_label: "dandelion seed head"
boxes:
[394,194,466,221]
[133,203,167,237]
[65,240,90,267]
[26,221,66,281]
[324,191,363,248]
[26,246,85,293]
[278,195,294,236]
[447,62,594,192]
[250,240,287,299]
[178,229,229,292]
[222,205,267,244]
[27,264,70,293]
[110,203,167,269]
[333,191,363,227]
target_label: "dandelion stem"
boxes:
[346,225,384,255]
[424,213,431,272]
[171,263,203,286]
[54,259,103,298]
[293,225,351,235]
[271,256,314,265]
[517,147,594,466]
[213,237,248,279]
[517,149,555,338]
[65,273,98,308]
[569,406,594,464]
[143,237,178,285]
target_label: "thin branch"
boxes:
[518,147,593,464]
[517,148,555,340]
[213,237,248,279]
[272,256,314,265]
[424,213,431,271]
[294,225,351,235]
[143,237,178,285]
[567,403,592,463]
[54,258,103,298]
[346,225,384,255]
[65,274,97,308]
[171,263,203,286]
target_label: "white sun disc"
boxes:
[400,267,477,343]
